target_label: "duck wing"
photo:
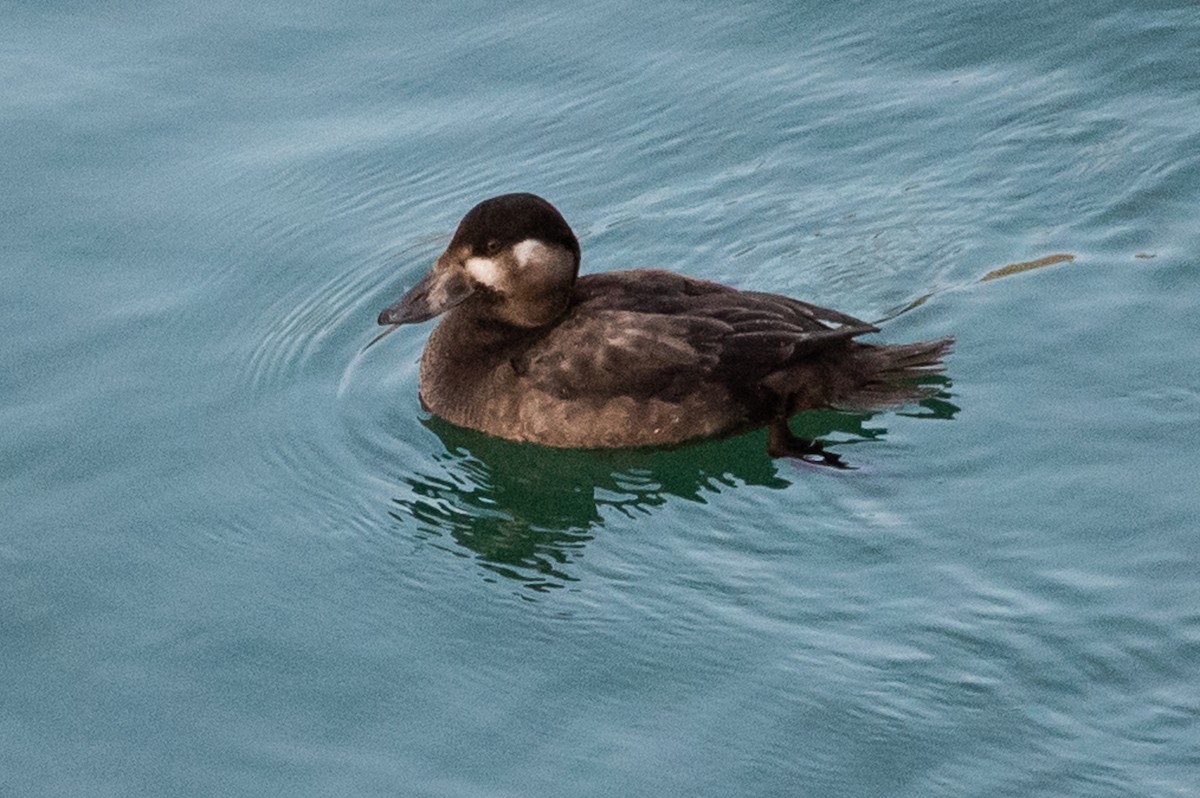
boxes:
[516,270,877,402]
[572,269,872,329]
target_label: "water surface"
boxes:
[3,1,1199,795]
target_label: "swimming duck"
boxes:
[377,193,952,466]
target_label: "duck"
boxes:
[376,193,952,466]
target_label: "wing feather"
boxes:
[517,270,876,401]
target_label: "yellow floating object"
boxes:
[980,253,1075,282]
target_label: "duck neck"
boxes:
[429,310,545,362]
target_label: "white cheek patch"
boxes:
[465,256,502,288]
[512,238,553,269]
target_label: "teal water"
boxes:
[4,1,1200,795]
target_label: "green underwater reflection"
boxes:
[388,387,958,590]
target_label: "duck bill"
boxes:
[377,266,473,325]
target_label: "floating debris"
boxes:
[980,253,1075,282]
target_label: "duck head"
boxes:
[378,193,581,330]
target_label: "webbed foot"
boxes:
[767,418,852,469]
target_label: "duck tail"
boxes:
[834,337,954,411]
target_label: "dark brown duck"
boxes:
[377,193,952,466]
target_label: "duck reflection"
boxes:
[389,384,957,591]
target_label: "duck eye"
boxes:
[484,239,501,256]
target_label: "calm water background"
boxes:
[3,1,1199,795]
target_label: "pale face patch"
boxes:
[465,256,502,288]
[512,238,554,270]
